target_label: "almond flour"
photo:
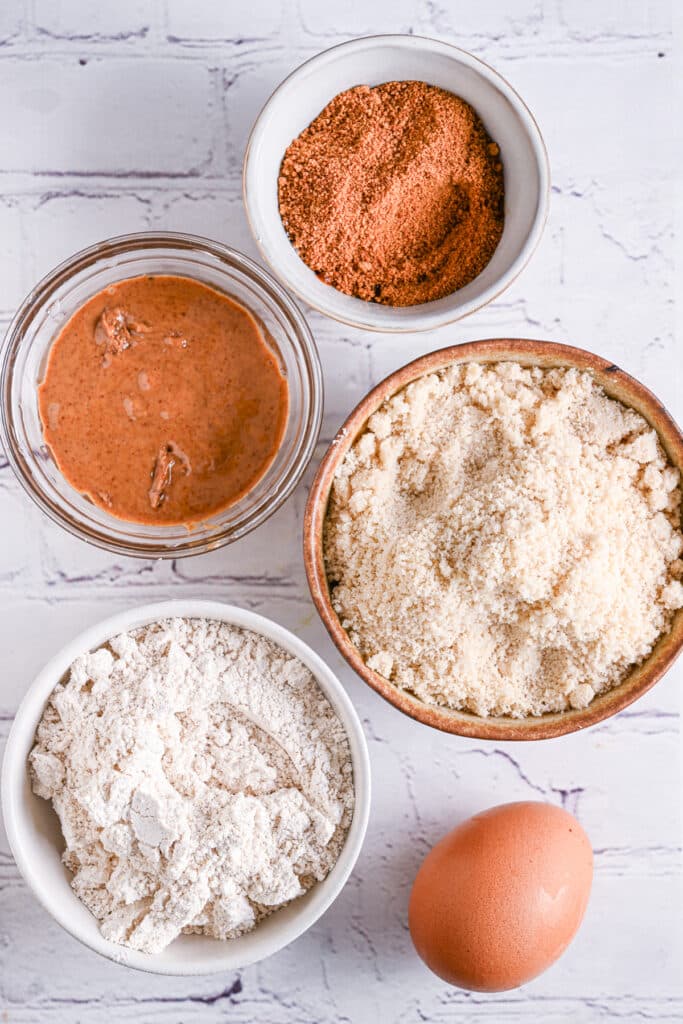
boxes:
[324,363,683,718]
[30,618,354,954]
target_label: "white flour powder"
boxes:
[30,618,354,954]
[325,363,683,718]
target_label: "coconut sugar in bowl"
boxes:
[244,35,549,332]
[304,339,683,741]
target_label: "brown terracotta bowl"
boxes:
[304,338,683,740]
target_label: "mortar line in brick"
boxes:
[0,36,673,66]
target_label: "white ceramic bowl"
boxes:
[1,600,371,975]
[244,34,550,333]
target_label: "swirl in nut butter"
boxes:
[38,275,289,526]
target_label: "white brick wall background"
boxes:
[0,1,680,1021]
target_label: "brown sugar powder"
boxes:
[278,81,505,306]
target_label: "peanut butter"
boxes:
[38,274,289,526]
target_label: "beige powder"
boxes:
[324,363,683,718]
[30,618,354,953]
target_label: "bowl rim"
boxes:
[0,231,323,559]
[303,338,683,740]
[243,33,551,333]
[1,599,371,975]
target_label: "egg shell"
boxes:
[408,801,593,992]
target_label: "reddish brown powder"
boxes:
[278,81,505,307]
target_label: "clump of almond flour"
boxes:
[324,363,683,718]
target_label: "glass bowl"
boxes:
[0,232,322,558]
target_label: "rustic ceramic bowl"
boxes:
[304,339,683,740]
[243,35,549,333]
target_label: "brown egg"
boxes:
[408,801,593,991]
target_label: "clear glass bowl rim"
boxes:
[0,231,323,558]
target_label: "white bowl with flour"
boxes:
[1,600,371,975]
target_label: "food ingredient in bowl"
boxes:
[409,802,593,991]
[38,275,289,525]
[325,362,683,717]
[278,81,504,306]
[29,617,354,954]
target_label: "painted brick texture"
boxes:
[0,1,679,1021]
